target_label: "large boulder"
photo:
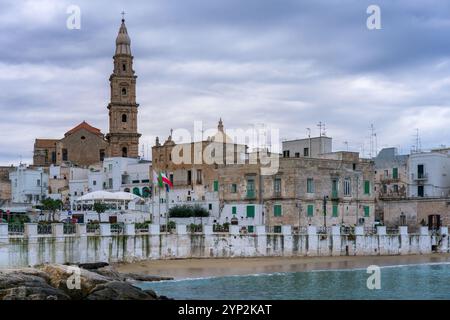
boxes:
[38,264,110,299]
[0,271,69,300]
[85,281,158,300]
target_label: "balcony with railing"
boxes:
[380,173,400,182]
[412,173,428,181]
[331,190,339,200]
[246,189,256,200]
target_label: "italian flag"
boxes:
[156,171,173,189]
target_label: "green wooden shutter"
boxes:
[274,204,282,217]
[332,205,338,217]
[246,205,255,218]
[307,204,314,217]
[393,168,398,179]
[364,180,370,195]
[232,206,237,214]
[248,226,254,233]
[364,206,370,217]
[213,180,219,192]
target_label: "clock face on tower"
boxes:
[106,18,141,158]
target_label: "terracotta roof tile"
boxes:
[65,121,103,137]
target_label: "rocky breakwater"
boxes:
[0,263,173,300]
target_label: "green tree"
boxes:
[41,198,63,221]
[93,202,108,222]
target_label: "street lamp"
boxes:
[323,195,329,228]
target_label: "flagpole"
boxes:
[158,181,161,226]
[166,176,169,233]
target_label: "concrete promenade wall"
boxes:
[0,224,448,268]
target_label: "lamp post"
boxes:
[323,195,329,228]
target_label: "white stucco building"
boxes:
[9,164,48,205]
[408,149,450,198]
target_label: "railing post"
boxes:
[51,223,64,237]
[124,223,135,236]
[376,226,386,235]
[230,225,239,235]
[76,223,87,237]
[307,226,317,256]
[99,223,111,237]
[399,226,409,255]
[282,225,292,235]
[176,224,187,235]
[419,227,431,254]
[149,224,160,235]
[376,226,387,255]
[24,223,38,238]
[0,223,8,239]
[354,226,364,256]
[331,226,341,256]
[204,225,213,235]
[255,225,267,256]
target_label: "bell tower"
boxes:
[106,16,141,158]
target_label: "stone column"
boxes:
[282,225,293,256]
[124,223,135,236]
[0,223,8,240]
[148,224,160,259]
[0,224,8,268]
[354,226,365,256]
[99,223,112,263]
[255,226,267,256]
[76,223,87,237]
[399,226,409,255]
[307,226,318,257]
[76,224,87,264]
[439,227,449,253]
[377,226,387,255]
[24,223,38,267]
[230,225,239,235]
[331,226,341,256]
[24,223,38,238]
[175,224,189,258]
[203,225,214,258]
[52,223,65,264]
[229,225,241,257]
[419,226,431,254]
[99,223,111,237]
[204,225,213,235]
[123,224,136,263]
[176,224,187,235]
[51,223,64,237]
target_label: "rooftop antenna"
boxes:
[344,141,349,151]
[369,124,376,159]
[317,122,324,137]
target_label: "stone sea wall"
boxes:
[0,223,449,268]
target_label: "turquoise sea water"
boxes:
[137,263,450,300]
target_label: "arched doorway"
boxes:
[122,147,128,157]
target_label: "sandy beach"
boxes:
[114,254,450,280]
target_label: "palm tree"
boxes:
[41,198,63,222]
[93,202,108,223]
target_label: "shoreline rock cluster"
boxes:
[0,263,173,300]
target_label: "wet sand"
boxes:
[114,254,450,280]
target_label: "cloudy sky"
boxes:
[1,0,450,165]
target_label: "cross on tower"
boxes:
[121,11,126,22]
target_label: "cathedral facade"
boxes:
[33,18,141,168]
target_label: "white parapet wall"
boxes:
[0,224,448,268]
